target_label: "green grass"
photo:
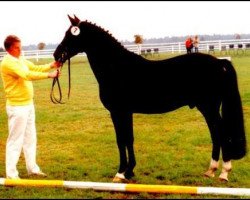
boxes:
[0,52,249,198]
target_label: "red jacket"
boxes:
[185,39,193,48]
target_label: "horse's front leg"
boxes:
[111,111,136,183]
[125,140,136,179]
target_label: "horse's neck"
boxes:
[85,40,131,82]
[85,49,111,84]
[88,38,123,56]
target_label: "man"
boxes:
[0,35,61,179]
[185,37,193,54]
[193,35,199,53]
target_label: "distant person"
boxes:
[0,35,62,179]
[193,35,199,53]
[185,37,193,54]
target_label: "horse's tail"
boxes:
[221,59,247,160]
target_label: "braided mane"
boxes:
[81,20,128,52]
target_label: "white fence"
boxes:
[1,38,250,61]
[126,38,250,54]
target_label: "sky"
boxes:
[1,1,250,46]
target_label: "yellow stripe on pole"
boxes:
[1,178,250,196]
[126,184,198,194]
[4,179,64,187]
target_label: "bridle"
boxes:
[50,22,80,104]
[50,50,71,104]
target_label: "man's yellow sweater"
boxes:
[0,54,51,105]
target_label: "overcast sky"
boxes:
[0,1,250,46]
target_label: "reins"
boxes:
[50,58,71,104]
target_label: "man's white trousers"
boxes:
[6,104,40,178]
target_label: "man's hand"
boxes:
[48,69,61,78]
[50,61,62,69]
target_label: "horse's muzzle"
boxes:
[53,43,68,63]
[54,51,68,63]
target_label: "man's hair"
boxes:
[4,35,21,50]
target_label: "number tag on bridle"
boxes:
[71,26,80,36]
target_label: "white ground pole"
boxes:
[0,178,249,196]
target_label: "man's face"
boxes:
[8,42,21,58]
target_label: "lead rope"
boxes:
[50,58,71,104]
[67,58,71,99]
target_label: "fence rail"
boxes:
[1,38,250,61]
[126,38,250,54]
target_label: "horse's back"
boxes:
[130,53,222,96]
[102,53,225,113]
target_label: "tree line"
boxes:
[122,33,250,45]
[0,33,249,52]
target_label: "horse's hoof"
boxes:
[204,169,215,178]
[218,161,231,182]
[112,172,129,183]
[125,171,135,179]
[219,172,229,182]
[112,176,129,183]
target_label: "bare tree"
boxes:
[37,42,46,50]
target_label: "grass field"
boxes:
[0,52,249,198]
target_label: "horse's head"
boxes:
[54,15,84,63]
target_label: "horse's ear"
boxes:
[68,14,76,25]
[74,15,81,24]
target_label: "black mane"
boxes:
[80,20,130,56]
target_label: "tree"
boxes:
[37,42,46,50]
[134,35,143,55]
[134,34,143,44]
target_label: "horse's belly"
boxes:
[100,88,191,113]
[131,98,187,114]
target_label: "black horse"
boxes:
[54,15,246,182]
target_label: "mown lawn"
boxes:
[0,52,249,198]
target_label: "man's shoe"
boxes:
[28,171,47,177]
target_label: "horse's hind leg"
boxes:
[218,137,232,182]
[218,160,231,182]
[110,111,136,182]
[197,103,222,178]
[198,103,232,181]
[204,159,219,178]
